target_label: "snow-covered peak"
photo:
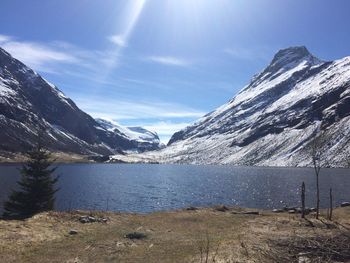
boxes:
[249,46,323,87]
[231,46,326,107]
[95,118,160,144]
[270,46,321,68]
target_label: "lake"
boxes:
[0,164,349,213]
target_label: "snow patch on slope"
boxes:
[158,46,350,166]
[96,118,160,144]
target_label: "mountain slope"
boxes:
[96,118,163,152]
[0,47,161,156]
[163,46,350,166]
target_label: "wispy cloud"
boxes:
[1,40,79,71]
[143,121,191,143]
[223,47,270,61]
[147,56,192,67]
[102,0,147,75]
[73,97,202,143]
[108,34,127,47]
[144,121,190,136]
[0,34,12,43]
[0,34,123,74]
[0,35,91,73]
[74,98,205,120]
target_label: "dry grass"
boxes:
[262,231,350,262]
[0,207,349,262]
[0,152,92,164]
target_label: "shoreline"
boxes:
[1,156,350,169]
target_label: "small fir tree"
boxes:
[3,139,58,219]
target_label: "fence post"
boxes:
[329,188,333,221]
[301,182,306,219]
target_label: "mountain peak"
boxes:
[274,46,310,59]
[269,46,321,69]
[247,46,323,87]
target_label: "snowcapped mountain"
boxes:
[161,46,350,166]
[0,47,162,157]
[96,118,163,152]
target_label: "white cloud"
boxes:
[73,97,202,144]
[108,35,127,47]
[143,121,191,143]
[2,41,79,70]
[0,34,124,74]
[147,56,191,67]
[223,47,269,61]
[0,34,12,43]
[0,35,88,73]
[144,121,190,136]
[74,98,205,120]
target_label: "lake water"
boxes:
[0,164,349,213]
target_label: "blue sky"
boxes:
[1,0,350,142]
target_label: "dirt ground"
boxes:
[0,207,349,263]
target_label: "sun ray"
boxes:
[102,0,147,77]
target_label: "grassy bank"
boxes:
[0,207,349,262]
[0,152,93,164]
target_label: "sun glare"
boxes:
[102,0,147,75]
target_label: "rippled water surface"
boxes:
[0,164,349,213]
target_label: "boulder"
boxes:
[215,205,229,212]
[341,202,350,207]
[125,232,147,240]
[88,216,96,222]
[79,215,108,223]
[79,216,89,224]
[69,229,78,235]
[186,206,198,211]
[295,208,302,213]
[272,209,284,213]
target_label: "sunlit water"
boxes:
[0,164,349,213]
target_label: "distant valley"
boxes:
[0,46,349,167]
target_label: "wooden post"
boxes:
[316,172,320,219]
[301,182,306,219]
[329,188,333,221]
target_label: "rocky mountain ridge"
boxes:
[0,47,162,157]
[159,46,350,166]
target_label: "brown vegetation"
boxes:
[0,206,349,262]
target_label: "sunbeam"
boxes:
[102,0,147,76]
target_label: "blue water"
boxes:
[0,164,349,213]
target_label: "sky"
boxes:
[1,0,350,143]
